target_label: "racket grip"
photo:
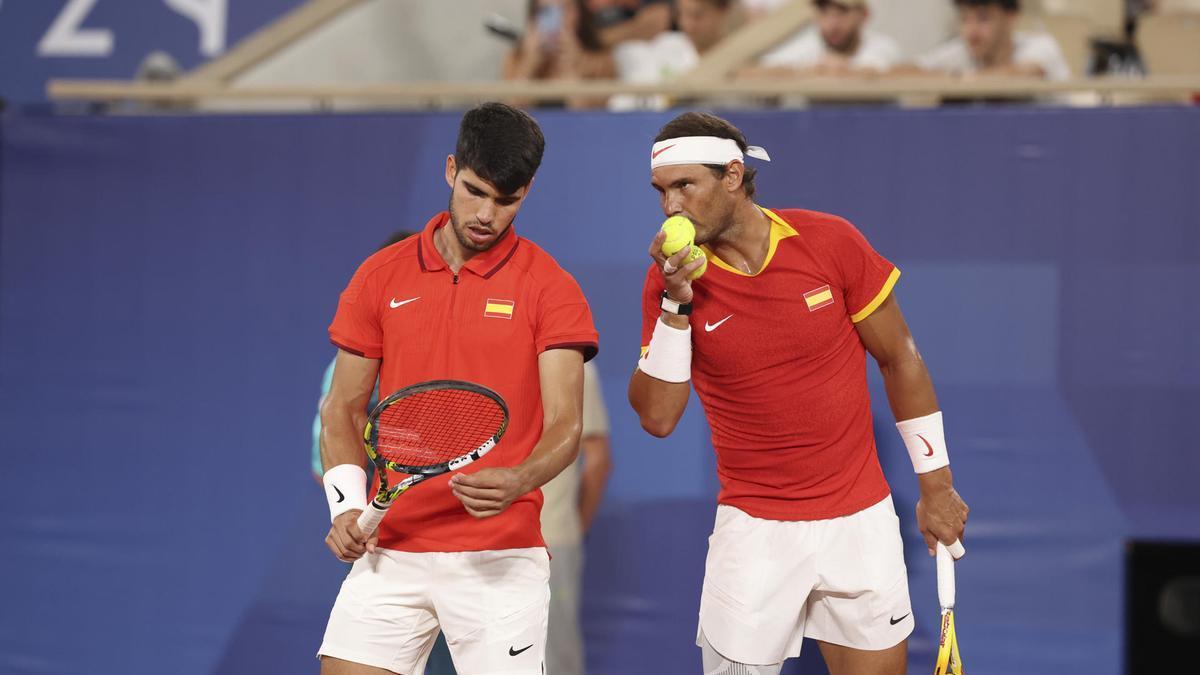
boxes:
[936,541,957,610]
[356,502,387,537]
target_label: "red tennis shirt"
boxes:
[331,212,598,552]
[641,208,900,521]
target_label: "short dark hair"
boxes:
[953,0,1019,10]
[654,112,758,199]
[455,102,545,195]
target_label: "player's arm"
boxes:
[855,293,970,557]
[319,349,380,561]
[451,348,585,518]
[628,232,704,437]
[578,432,611,531]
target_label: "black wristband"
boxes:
[660,290,693,316]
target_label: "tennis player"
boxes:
[629,112,969,675]
[318,102,598,675]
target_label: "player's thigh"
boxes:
[320,655,403,675]
[434,548,551,674]
[805,496,913,651]
[817,638,907,675]
[318,552,441,673]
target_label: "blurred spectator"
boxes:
[741,0,900,78]
[916,0,1071,79]
[588,0,674,48]
[539,360,613,674]
[742,0,791,20]
[610,0,741,110]
[504,0,615,108]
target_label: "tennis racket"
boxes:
[934,540,965,675]
[355,379,509,536]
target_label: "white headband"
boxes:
[650,136,771,170]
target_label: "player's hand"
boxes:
[915,467,969,558]
[325,510,379,562]
[649,230,704,305]
[450,468,529,518]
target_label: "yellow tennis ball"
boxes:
[660,215,706,280]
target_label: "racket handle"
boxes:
[936,540,959,610]
[356,502,387,537]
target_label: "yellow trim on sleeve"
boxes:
[640,345,649,358]
[850,267,901,323]
[702,206,798,277]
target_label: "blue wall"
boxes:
[0,0,302,103]
[1,106,1197,674]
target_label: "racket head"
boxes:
[363,379,509,475]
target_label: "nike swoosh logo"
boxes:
[509,644,533,656]
[390,297,419,309]
[651,144,676,159]
[704,315,733,332]
[917,434,934,457]
[890,613,910,625]
[333,486,345,503]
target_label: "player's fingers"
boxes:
[333,525,367,555]
[450,482,505,500]
[464,505,503,519]
[325,533,354,562]
[681,252,705,274]
[945,538,966,559]
[648,230,667,259]
[666,246,691,271]
[365,532,379,554]
[922,529,939,557]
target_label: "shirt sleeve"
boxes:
[639,264,663,356]
[536,270,599,361]
[328,257,384,358]
[827,218,900,323]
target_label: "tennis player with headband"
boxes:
[629,112,969,675]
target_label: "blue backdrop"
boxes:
[1,106,1197,674]
[0,0,302,103]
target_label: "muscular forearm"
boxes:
[515,414,583,494]
[878,354,939,422]
[628,369,690,437]
[319,399,368,472]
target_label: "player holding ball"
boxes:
[628,111,969,675]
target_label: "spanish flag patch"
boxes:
[804,285,835,312]
[484,298,515,319]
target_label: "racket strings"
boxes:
[374,389,504,468]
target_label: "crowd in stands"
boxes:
[496,0,1200,108]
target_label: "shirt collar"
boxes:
[417,211,520,278]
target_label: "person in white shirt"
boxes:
[916,0,1071,80]
[609,0,738,110]
[745,0,901,77]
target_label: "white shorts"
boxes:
[696,495,913,665]
[318,547,550,674]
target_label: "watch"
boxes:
[660,290,693,316]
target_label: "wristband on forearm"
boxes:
[896,411,949,474]
[637,317,692,383]
[322,463,368,522]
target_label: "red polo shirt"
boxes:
[331,212,598,552]
[641,207,899,521]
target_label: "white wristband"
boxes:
[896,411,949,474]
[638,318,692,383]
[323,463,368,522]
